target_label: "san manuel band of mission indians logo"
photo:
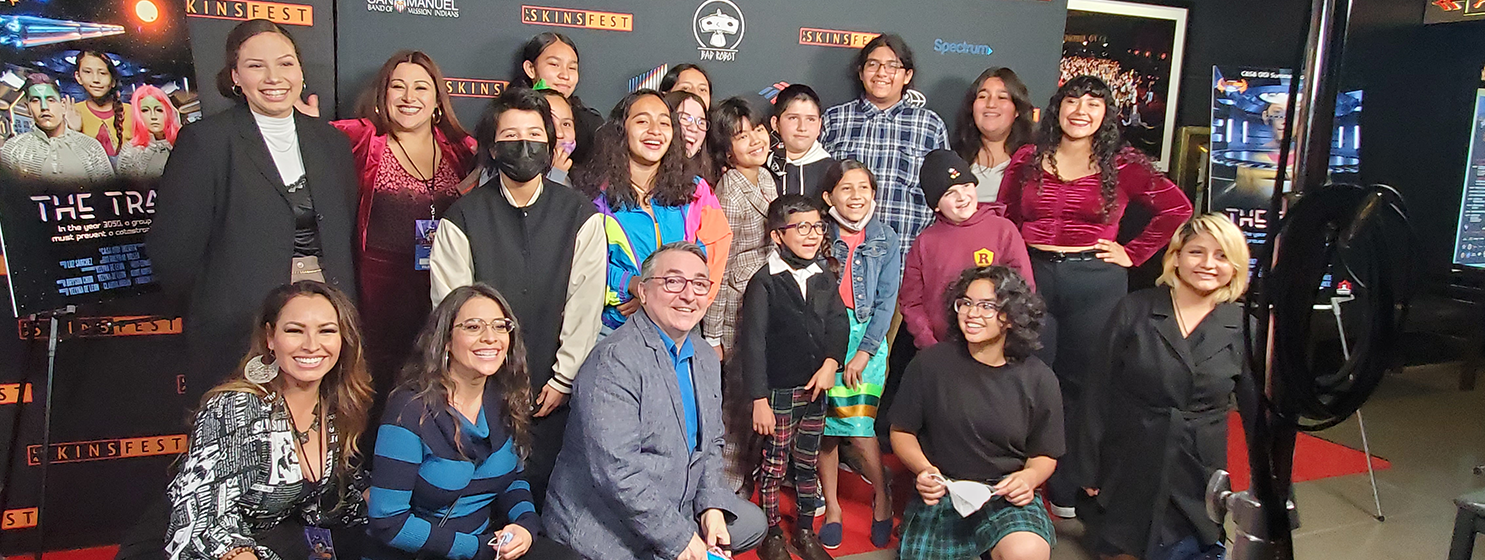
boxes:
[366,0,460,18]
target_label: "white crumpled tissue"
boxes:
[931,474,999,517]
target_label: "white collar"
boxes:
[767,250,823,297]
[484,169,544,208]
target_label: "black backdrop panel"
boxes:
[185,0,339,116]
[334,0,1069,128]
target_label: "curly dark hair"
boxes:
[1022,75,1135,221]
[942,265,1045,362]
[705,95,763,179]
[951,67,1035,167]
[397,284,533,460]
[665,90,718,185]
[573,89,696,209]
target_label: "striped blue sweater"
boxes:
[368,388,540,560]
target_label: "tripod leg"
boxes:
[1355,409,1384,521]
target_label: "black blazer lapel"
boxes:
[1151,288,1198,374]
[1191,303,1243,366]
[297,113,337,213]
[234,107,292,201]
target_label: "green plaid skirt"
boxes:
[898,494,1056,559]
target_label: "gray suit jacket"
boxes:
[543,309,734,560]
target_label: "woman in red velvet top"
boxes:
[333,51,477,395]
[997,75,1192,517]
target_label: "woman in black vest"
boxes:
[148,18,358,401]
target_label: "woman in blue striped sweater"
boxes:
[367,283,575,560]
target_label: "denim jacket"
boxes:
[828,217,902,357]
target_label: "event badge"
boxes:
[415,220,438,271]
[304,526,336,560]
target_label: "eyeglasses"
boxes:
[779,221,828,236]
[452,318,516,336]
[676,111,708,130]
[645,275,714,295]
[954,298,1002,316]
[863,60,905,74]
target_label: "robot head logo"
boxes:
[693,0,744,62]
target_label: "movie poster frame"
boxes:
[1064,0,1188,171]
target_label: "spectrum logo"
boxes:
[522,5,633,31]
[799,27,879,49]
[934,39,993,56]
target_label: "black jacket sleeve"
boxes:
[822,271,850,365]
[736,271,772,400]
[146,123,222,305]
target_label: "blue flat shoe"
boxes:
[870,517,892,548]
[819,522,843,549]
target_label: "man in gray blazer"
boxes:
[544,242,766,560]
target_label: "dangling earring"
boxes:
[373,105,380,115]
[245,355,278,384]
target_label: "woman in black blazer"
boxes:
[148,18,358,401]
[1072,213,1258,560]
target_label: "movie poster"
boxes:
[0,0,200,183]
[1063,0,1187,170]
[0,0,200,315]
[1209,65,1362,256]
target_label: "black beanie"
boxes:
[919,149,977,209]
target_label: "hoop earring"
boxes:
[244,355,278,384]
[433,107,443,124]
[232,84,242,97]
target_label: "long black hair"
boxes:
[951,67,1035,166]
[399,284,533,460]
[659,63,711,95]
[573,89,695,209]
[943,265,1045,362]
[512,32,578,89]
[664,89,718,185]
[1023,75,1141,221]
[75,51,125,150]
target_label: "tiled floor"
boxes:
[838,364,1485,559]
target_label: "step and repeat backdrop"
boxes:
[0,0,1067,552]
[333,0,1069,128]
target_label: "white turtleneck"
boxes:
[251,111,306,185]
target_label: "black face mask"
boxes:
[492,140,551,183]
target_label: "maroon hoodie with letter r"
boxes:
[899,202,1035,348]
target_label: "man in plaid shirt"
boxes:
[822,33,950,257]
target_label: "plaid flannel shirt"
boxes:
[821,96,949,256]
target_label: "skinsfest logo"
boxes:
[521,5,633,31]
[444,78,508,98]
[799,27,879,48]
[184,0,314,26]
[934,38,993,56]
[366,0,460,18]
[693,0,743,62]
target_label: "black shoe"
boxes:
[792,527,835,560]
[757,527,791,560]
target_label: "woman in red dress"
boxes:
[333,51,477,394]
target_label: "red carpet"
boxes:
[739,412,1390,558]
[27,415,1387,560]
[1225,411,1390,491]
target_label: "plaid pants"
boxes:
[758,386,826,527]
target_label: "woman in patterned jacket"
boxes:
[166,281,374,560]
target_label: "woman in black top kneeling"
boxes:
[890,265,1063,560]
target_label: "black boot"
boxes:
[757,526,791,560]
[792,526,834,560]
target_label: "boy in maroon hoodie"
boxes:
[900,149,1035,349]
